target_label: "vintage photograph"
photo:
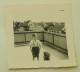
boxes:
[13,20,68,61]
[5,4,77,69]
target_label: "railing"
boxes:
[14,31,67,54]
[14,31,44,43]
[44,31,67,50]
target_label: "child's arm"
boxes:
[38,40,42,48]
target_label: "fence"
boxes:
[14,31,67,53]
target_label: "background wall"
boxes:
[0,0,80,72]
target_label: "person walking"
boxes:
[29,34,42,61]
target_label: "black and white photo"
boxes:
[5,4,77,69]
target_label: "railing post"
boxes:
[24,33,26,43]
[53,34,54,45]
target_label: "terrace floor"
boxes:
[15,43,68,61]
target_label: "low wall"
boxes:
[14,31,44,43]
[44,31,67,50]
[14,31,67,53]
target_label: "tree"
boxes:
[14,21,20,31]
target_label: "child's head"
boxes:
[32,34,37,40]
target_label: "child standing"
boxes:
[29,34,42,60]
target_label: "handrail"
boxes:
[14,31,44,34]
[44,31,66,37]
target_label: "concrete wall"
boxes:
[54,35,67,50]
[14,31,44,43]
[14,31,67,51]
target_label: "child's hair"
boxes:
[32,34,37,37]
